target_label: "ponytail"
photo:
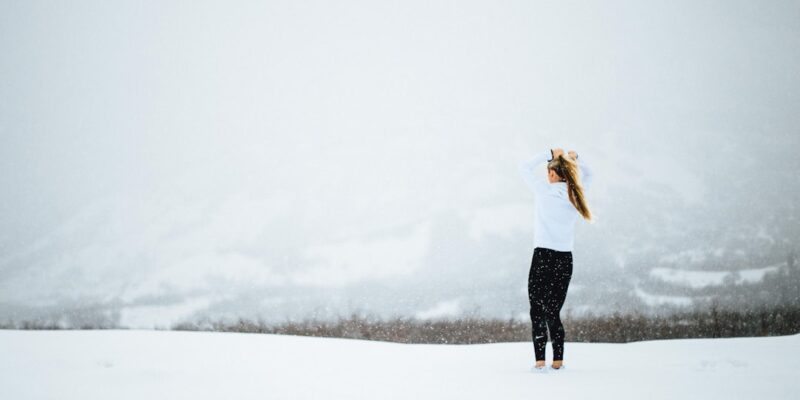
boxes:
[548,155,592,221]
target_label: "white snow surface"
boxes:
[633,286,694,307]
[1,330,798,399]
[650,264,783,288]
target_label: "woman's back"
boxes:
[519,150,594,252]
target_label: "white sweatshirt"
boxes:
[518,150,594,252]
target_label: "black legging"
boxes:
[528,247,573,361]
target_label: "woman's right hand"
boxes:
[568,150,578,160]
[551,148,564,158]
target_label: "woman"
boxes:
[518,147,593,372]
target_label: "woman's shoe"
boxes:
[548,364,566,371]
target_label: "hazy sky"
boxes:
[1,0,798,327]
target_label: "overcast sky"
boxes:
[1,0,798,327]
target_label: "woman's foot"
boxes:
[532,360,546,371]
[550,360,563,369]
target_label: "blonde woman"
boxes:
[518,148,593,372]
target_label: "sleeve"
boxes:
[577,154,594,191]
[518,149,552,194]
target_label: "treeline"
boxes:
[5,304,798,343]
[171,303,800,344]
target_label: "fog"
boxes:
[1,0,798,328]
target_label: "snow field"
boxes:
[1,330,798,399]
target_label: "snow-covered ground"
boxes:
[1,330,798,399]
[650,263,784,288]
[633,285,694,307]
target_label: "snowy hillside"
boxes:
[2,0,800,328]
[1,330,798,399]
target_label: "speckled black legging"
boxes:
[528,246,573,361]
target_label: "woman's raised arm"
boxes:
[518,149,552,194]
[574,152,594,191]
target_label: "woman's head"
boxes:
[547,155,592,221]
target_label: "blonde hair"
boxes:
[547,155,592,221]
